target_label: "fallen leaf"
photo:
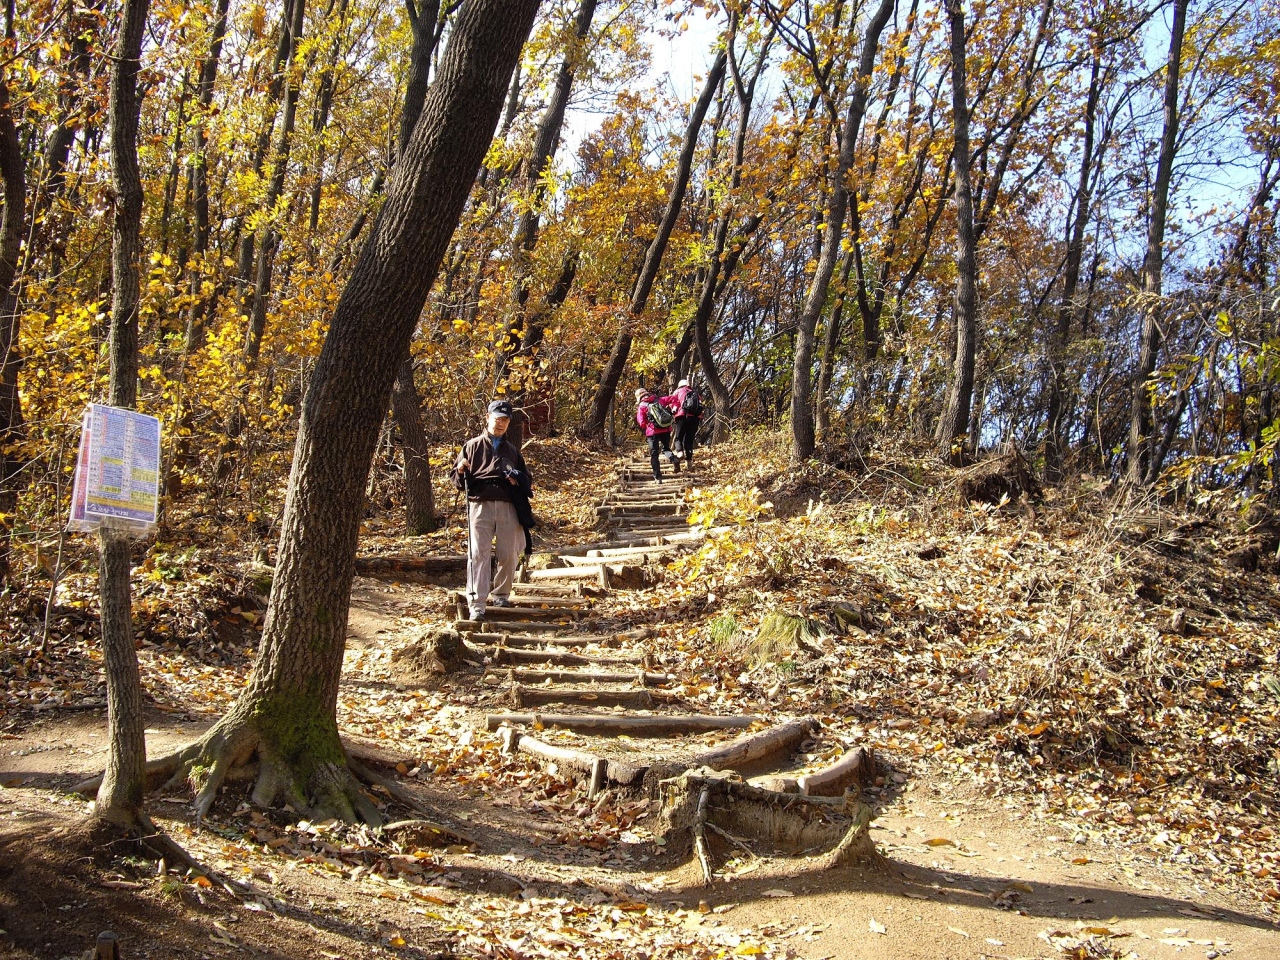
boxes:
[869,918,886,935]
[762,889,795,898]
[924,837,955,847]
[948,926,969,938]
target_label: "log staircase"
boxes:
[430,449,879,878]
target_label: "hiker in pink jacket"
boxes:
[634,388,681,481]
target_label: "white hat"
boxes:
[634,388,647,400]
[678,378,689,388]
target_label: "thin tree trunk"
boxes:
[0,76,26,585]
[500,0,599,372]
[384,0,452,534]
[1044,47,1102,483]
[814,246,856,443]
[158,68,190,257]
[390,358,436,533]
[183,0,231,352]
[244,0,307,362]
[1128,0,1188,484]
[96,0,151,827]
[582,49,727,440]
[307,0,352,235]
[934,0,980,463]
[235,0,302,307]
[790,0,896,463]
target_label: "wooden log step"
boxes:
[595,504,684,516]
[354,555,467,576]
[539,531,711,557]
[468,632,612,649]
[498,728,647,792]
[523,565,609,582]
[601,499,691,506]
[559,555,622,568]
[585,544,684,558]
[455,619,579,634]
[485,712,758,737]
[510,684,685,709]
[509,582,584,596]
[479,646,648,668]
[493,666,672,686]
[503,595,590,608]
[450,592,579,620]
[686,718,818,774]
[755,746,874,797]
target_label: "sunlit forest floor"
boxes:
[2,430,1279,959]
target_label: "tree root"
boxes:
[73,715,406,828]
[657,769,882,877]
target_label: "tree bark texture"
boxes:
[153,0,543,823]
[789,0,895,464]
[391,358,436,534]
[95,0,151,824]
[96,533,146,822]
[1128,0,1187,485]
[934,0,980,463]
[0,76,26,585]
[814,246,856,443]
[582,49,727,440]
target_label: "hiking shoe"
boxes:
[491,596,513,608]
[469,609,486,623]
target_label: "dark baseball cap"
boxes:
[488,399,513,417]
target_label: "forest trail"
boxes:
[3,448,1279,959]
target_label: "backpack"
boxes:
[681,387,703,417]
[645,400,673,429]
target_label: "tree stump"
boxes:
[656,769,878,878]
[958,449,1041,505]
[390,627,466,677]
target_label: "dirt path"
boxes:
[3,452,1278,959]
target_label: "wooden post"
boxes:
[96,932,120,960]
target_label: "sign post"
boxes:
[69,404,161,536]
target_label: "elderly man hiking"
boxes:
[452,399,533,622]
[635,387,681,482]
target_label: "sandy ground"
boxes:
[3,575,1278,960]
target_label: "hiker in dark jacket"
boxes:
[452,400,532,622]
[671,378,702,470]
[635,387,680,482]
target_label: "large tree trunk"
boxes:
[140,0,542,824]
[95,0,151,828]
[1128,0,1187,485]
[0,77,26,586]
[934,0,979,463]
[581,49,727,440]
[789,0,895,464]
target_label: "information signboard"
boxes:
[68,404,161,535]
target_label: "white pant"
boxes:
[466,498,521,613]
